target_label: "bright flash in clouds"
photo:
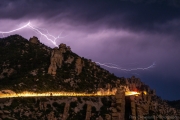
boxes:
[0,21,64,47]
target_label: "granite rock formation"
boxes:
[111,88,125,120]
[48,43,67,76]
[29,36,40,44]
[75,57,84,75]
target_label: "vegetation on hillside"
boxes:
[0,35,125,93]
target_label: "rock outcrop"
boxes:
[48,43,67,76]
[85,104,92,120]
[29,36,40,44]
[75,57,84,75]
[111,88,125,120]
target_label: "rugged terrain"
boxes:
[0,35,122,93]
[0,35,179,120]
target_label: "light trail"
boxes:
[95,62,156,71]
[0,21,64,47]
[0,89,140,98]
[125,91,140,96]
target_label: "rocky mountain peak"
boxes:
[29,36,40,44]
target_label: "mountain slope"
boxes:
[0,35,180,120]
[0,34,124,93]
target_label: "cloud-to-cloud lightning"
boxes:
[95,62,156,71]
[0,22,64,47]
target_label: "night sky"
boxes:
[0,0,180,100]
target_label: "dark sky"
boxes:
[0,0,180,100]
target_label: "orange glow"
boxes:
[125,91,140,96]
[0,89,140,98]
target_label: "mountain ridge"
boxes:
[0,34,125,93]
[0,34,179,120]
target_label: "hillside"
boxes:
[0,35,180,120]
[0,35,123,93]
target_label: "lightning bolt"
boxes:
[0,21,64,47]
[95,62,156,71]
[0,21,156,71]
[100,63,119,67]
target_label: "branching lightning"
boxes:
[95,62,156,71]
[0,21,156,71]
[0,21,64,47]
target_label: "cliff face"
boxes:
[0,35,179,120]
[123,77,180,119]
[48,45,65,76]
[47,43,84,76]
